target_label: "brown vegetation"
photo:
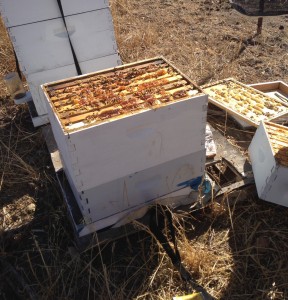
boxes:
[1,1,288,299]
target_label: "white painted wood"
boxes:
[66,10,117,62]
[64,95,207,191]
[263,166,288,207]
[248,122,276,196]
[31,114,50,127]
[232,116,251,129]
[0,0,61,27]
[71,150,205,233]
[79,207,143,237]
[46,126,203,235]
[0,0,109,27]
[9,18,75,75]
[45,98,77,183]
[76,150,205,228]
[61,0,109,16]
[27,64,77,116]
[42,58,208,231]
[248,121,288,206]
[80,53,122,74]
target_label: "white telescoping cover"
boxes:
[65,9,117,63]
[0,0,109,27]
[9,18,75,74]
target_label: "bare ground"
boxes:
[1,0,288,299]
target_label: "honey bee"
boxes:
[155,69,167,77]
[173,90,187,99]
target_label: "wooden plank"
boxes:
[279,82,288,95]
[43,57,204,132]
[62,86,195,126]
[42,57,166,90]
[266,126,288,137]
[50,72,183,104]
[55,79,190,116]
[251,81,288,95]
[215,176,255,197]
[207,95,258,127]
[250,81,280,92]
[265,121,288,131]
[49,68,193,126]
[49,63,170,94]
[54,79,191,114]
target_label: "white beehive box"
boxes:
[249,121,288,206]
[7,8,117,75]
[42,57,208,231]
[1,1,121,119]
[0,0,109,27]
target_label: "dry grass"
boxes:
[111,0,288,85]
[0,18,15,99]
[1,0,288,299]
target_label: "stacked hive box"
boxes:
[249,121,288,206]
[42,57,208,235]
[0,0,121,119]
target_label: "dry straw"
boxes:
[1,1,288,299]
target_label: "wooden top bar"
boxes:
[265,121,288,167]
[42,57,202,132]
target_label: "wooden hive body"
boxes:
[249,121,288,206]
[42,57,208,231]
